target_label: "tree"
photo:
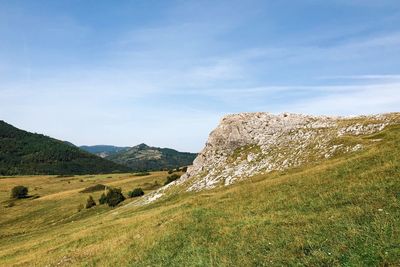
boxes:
[128,188,145,198]
[85,195,96,209]
[99,193,107,205]
[104,187,125,207]
[164,174,180,186]
[11,185,28,199]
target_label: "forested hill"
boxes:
[92,143,197,171]
[0,120,131,175]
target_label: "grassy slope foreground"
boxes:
[0,126,399,266]
[0,120,131,175]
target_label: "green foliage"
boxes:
[103,187,125,207]
[128,188,145,198]
[85,196,96,209]
[0,120,132,175]
[98,193,107,205]
[164,174,180,185]
[80,184,106,193]
[168,167,182,174]
[104,143,197,172]
[10,185,28,199]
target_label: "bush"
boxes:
[99,193,107,205]
[11,185,28,199]
[103,187,125,207]
[128,188,145,198]
[164,174,180,186]
[182,166,188,172]
[85,195,96,209]
[79,184,106,193]
[168,169,174,174]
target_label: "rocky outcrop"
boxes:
[138,112,399,204]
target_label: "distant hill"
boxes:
[81,143,197,171]
[80,145,130,158]
[0,121,131,175]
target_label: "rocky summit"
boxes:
[140,112,399,204]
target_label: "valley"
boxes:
[1,123,399,266]
[2,2,399,266]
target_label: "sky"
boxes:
[0,0,399,152]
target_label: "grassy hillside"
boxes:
[0,121,131,175]
[105,143,197,171]
[0,125,399,266]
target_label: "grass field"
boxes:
[1,126,399,266]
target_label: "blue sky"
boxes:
[0,0,399,152]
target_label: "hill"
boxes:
[79,145,130,158]
[142,112,400,202]
[0,120,131,175]
[0,114,399,266]
[82,143,197,171]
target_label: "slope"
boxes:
[0,125,399,266]
[105,143,197,171]
[0,120,131,175]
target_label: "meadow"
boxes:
[1,126,399,266]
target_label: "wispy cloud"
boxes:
[318,74,400,81]
[0,0,399,151]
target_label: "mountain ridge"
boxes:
[0,120,131,175]
[81,143,197,171]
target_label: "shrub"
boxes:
[164,174,180,186]
[128,188,145,198]
[168,169,174,174]
[182,166,188,172]
[79,184,106,193]
[104,187,125,207]
[11,186,28,199]
[99,193,107,205]
[85,195,96,209]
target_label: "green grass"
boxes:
[0,126,399,266]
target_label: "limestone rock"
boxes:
[141,112,399,203]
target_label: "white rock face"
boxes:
[179,112,398,191]
[141,112,399,203]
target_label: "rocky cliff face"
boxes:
[138,112,399,204]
